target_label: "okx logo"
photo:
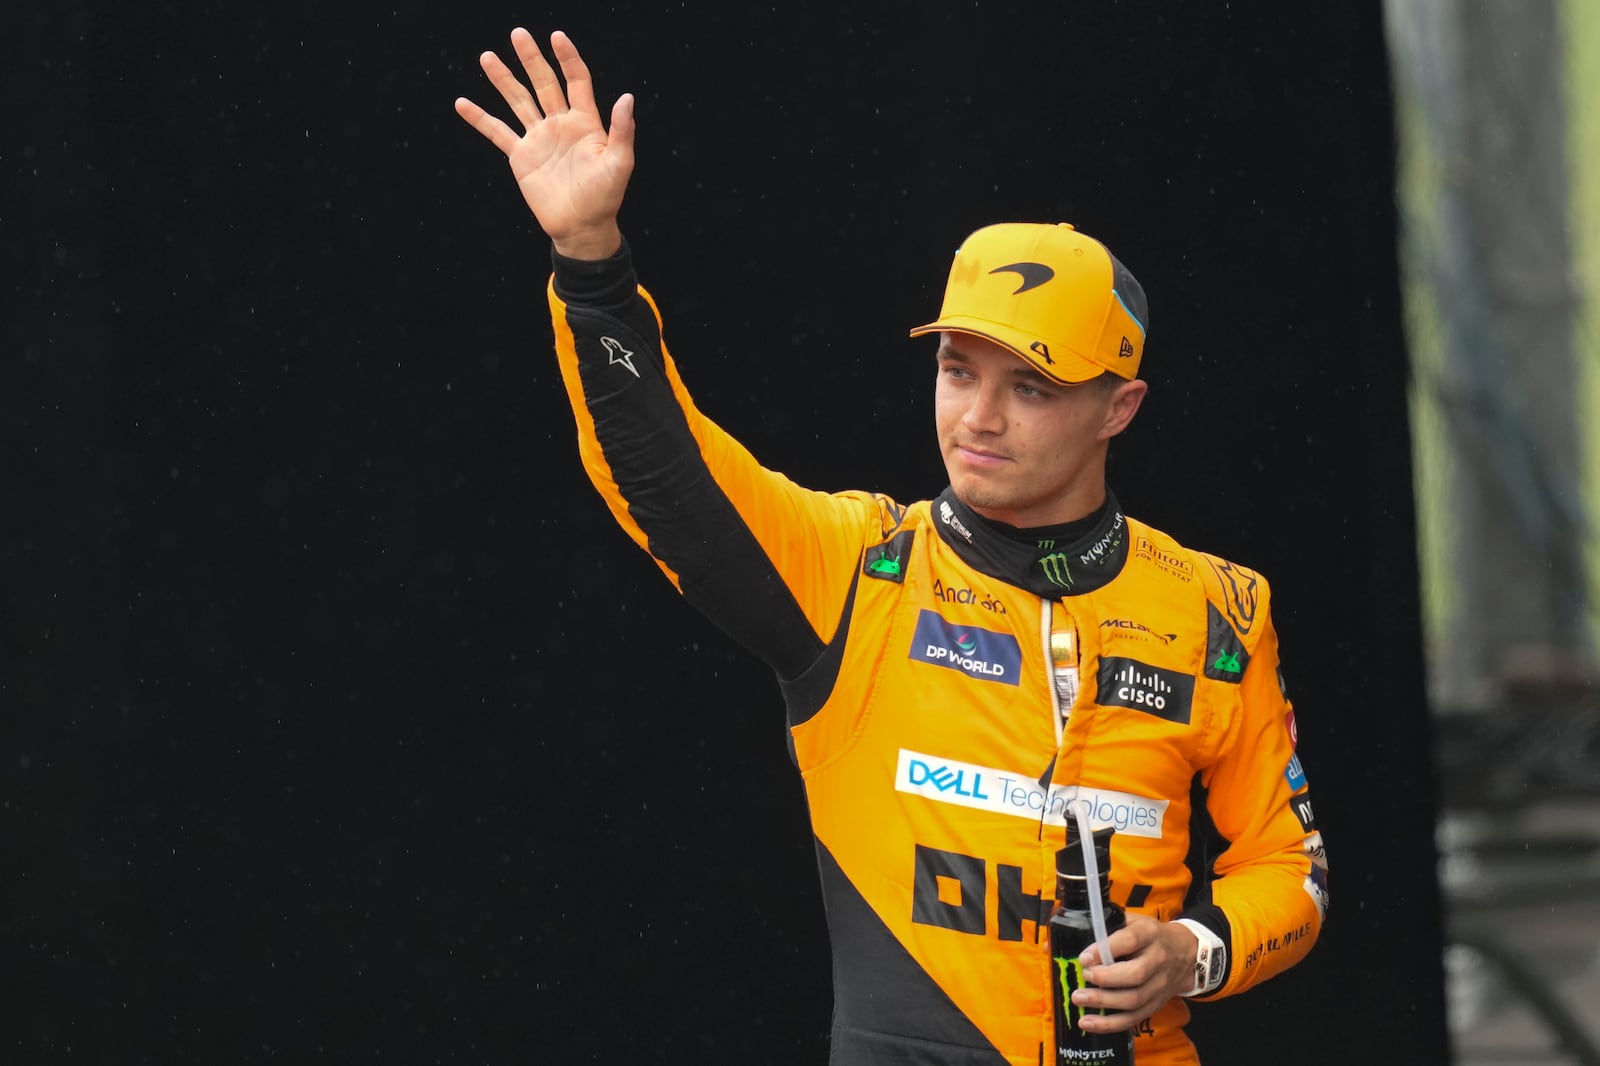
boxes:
[1096,657,1195,724]
[909,610,1021,685]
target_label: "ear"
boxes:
[1098,379,1148,440]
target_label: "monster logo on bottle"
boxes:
[1050,824,1133,1064]
[1054,954,1096,1030]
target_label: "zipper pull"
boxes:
[1049,606,1079,734]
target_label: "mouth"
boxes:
[954,444,1010,466]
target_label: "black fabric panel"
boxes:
[929,488,1129,598]
[814,841,1012,1065]
[1202,601,1251,683]
[782,567,860,725]
[1179,773,1235,988]
[558,293,825,681]
[1181,773,1226,909]
[551,241,640,310]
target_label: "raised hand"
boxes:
[455,29,635,260]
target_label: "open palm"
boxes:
[455,29,635,259]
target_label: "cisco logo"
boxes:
[1096,657,1195,724]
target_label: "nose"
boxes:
[961,382,1006,435]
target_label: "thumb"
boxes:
[608,93,637,165]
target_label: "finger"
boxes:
[1070,982,1161,1034]
[1077,1004,1155,1035]
[1078,933,1133,969]
[607,93,637,165]
[1088,917,1158,968]
[1073,983,1145,1014]
[515,26,569,117]
[550,30,597,115]
[453,96,520,156]
[1082,956,1150,989]
[479,48,542,131]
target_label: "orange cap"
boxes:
[909,222,1148,383]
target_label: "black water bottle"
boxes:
[1050,823,1133,1064]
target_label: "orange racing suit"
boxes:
[547,243,1326,1065]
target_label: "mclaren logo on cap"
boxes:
[989,262,1055,295]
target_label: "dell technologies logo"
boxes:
[895,749,1168,837]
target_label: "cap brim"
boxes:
[909,318,1106,385]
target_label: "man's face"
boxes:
[933,332,1142,528]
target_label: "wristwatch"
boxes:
[1173,919,1227,997]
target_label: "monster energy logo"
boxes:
[1212,650,1241,674]
[1038,551,1073,589]
[1054,954,1097,1028]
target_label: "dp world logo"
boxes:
[909,610,1021,686]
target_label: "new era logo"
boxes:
[1118,337,1135,359]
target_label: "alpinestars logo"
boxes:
[938,500,973,543]
[600,336,639,378]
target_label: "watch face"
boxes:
[1207,952,1225,982]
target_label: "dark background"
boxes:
[9,1,1446,1062]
